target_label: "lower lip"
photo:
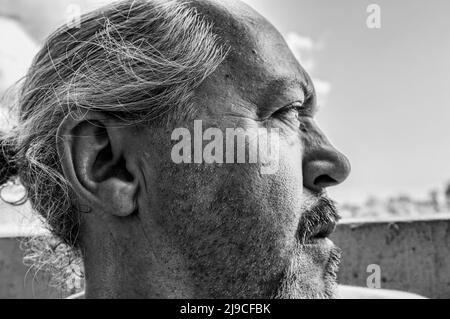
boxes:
[300,238,339,266]
[304,237,335,248]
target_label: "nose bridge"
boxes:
[301,120,351,192]
[301,119,334,152]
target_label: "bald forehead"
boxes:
[189,0,301,72]
[186,0,312,112]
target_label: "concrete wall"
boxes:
[331,216,450,298]
[0,237,63,298]
[1,217,449,298]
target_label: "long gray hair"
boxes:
[0,0,226,249]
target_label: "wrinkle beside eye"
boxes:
[222,112,263,123]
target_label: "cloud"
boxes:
[285,33,315,69]
[0,17,38,94]
[285,32,331,106]
[0,17,37,130]
[313,79,331,97]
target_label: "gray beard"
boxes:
[271,242,342,299]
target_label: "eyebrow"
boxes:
[249,75,318,119]
[266,76,315,100]
[261,76,316,111]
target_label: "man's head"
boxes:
[0,0,350,298]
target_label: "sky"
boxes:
[1,0,450,204]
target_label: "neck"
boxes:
[82,233,132,298]
[81,220,157,298]
[80,216,189,298]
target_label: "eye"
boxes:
[272,101,305,120]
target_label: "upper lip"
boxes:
[299,219,337,244]
[296,195,341,243]
[310,220,337,239]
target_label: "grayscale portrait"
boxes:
[1,0,446,300]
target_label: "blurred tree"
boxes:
[445,182,450,211]
[429,189,440,212]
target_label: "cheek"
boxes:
[174,162,300,248]
[142,133,305,295]
[267,137,304,239]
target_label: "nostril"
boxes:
[314,175,338,187]
[303,146,351,191]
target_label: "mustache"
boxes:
[296,196,341,244]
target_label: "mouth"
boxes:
[299,220,337,246]
[309,220,337,241]
[295,196,340,245]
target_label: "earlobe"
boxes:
[98,179,138,217]
[56,112,139,217]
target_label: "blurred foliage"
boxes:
[339,183,450,220]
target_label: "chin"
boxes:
[271,238,342,299]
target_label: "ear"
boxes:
[56,112,139,217]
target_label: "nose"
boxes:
[302,145,351,193]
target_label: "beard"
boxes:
[271,196,342,299]
[271,241,342,299]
